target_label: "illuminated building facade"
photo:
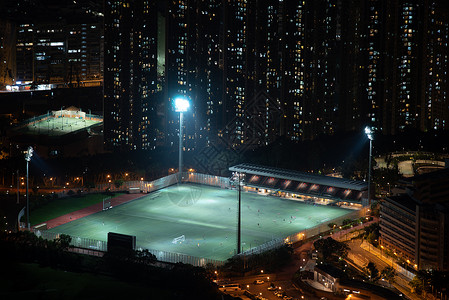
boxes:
[222,0,248,147]
[104,0,159,151]
[14,20,103,84]
[380,168,449,271]
[381,0,449,134]
[66,23,103,82]
[33,22,67,83]
[0,19,16,86]
[102,0,449,153]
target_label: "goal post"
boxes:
[172,235,185,244]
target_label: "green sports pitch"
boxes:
[47,183,351,261]
[18,117,101,136]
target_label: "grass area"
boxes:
[30,193,123,226]
[48,184,351,261]
[1,261,172,300]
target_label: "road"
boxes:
[347,239,423,300]
[223,241,319,300]
[222,219,422,300]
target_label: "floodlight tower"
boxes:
[25,146,33,229]
[174,97,190,183]
[365,127,373,207]
[231,172,245,254]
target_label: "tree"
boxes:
[409,275,424,295]
[114,179,124,188]
[55,234,72,251]
[363,222,379,244]
[342,219,353,226]
[135,249,156,265]
[313,237,350,262]
[380,266,396,286]
[365,261,379,282]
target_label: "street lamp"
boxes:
[25,146,33,230]
[174,96,190,183]
[365,127,373,207]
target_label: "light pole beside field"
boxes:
[231,172,245,254]
[25,146,33,229]
[365,127,373,208]
[174,97,190,183]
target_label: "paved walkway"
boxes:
[35,193,147,229]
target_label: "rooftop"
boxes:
[229,163,367,191]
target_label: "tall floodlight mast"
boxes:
[365,127,373,207]
[25,146,34,229]
[174,97,190,183]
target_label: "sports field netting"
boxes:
[47,183,351,261]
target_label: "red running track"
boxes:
[35,193,147,230]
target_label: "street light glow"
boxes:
[174,96,190,112]
[365,126,373,140]
[25,146,33,161]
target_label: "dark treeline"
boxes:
[1,230,230,300]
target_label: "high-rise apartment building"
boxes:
[420,1,449,131]
[67,23,103,83]
[375,0,449,134]
[103,0,448,153]
[15,20,103,84]
[103,0,159,151]
[380,167,449,271]
[0,20,16,87]
[222,0,248,148]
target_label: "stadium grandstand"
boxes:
[229,163,369,209]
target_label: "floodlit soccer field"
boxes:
[48,183,351,261]
[20,117,101,136]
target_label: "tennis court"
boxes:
[47,183,351,261]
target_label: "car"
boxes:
[254,279,265,285]
[268,286,277,291]
[275,291,285,298]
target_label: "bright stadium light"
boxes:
[25,146,33,229]
[364,127,373,208]
[174,96,190,182]
[174,97,190,112]
[365,126,373,141]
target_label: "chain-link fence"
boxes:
[143,248,224,267]
[182,172,230,189]
[33,229,107,251]
[31,228,223,267]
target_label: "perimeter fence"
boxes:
[240,209,364,256]
[31,228,224,267]
[97,172,230,193]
